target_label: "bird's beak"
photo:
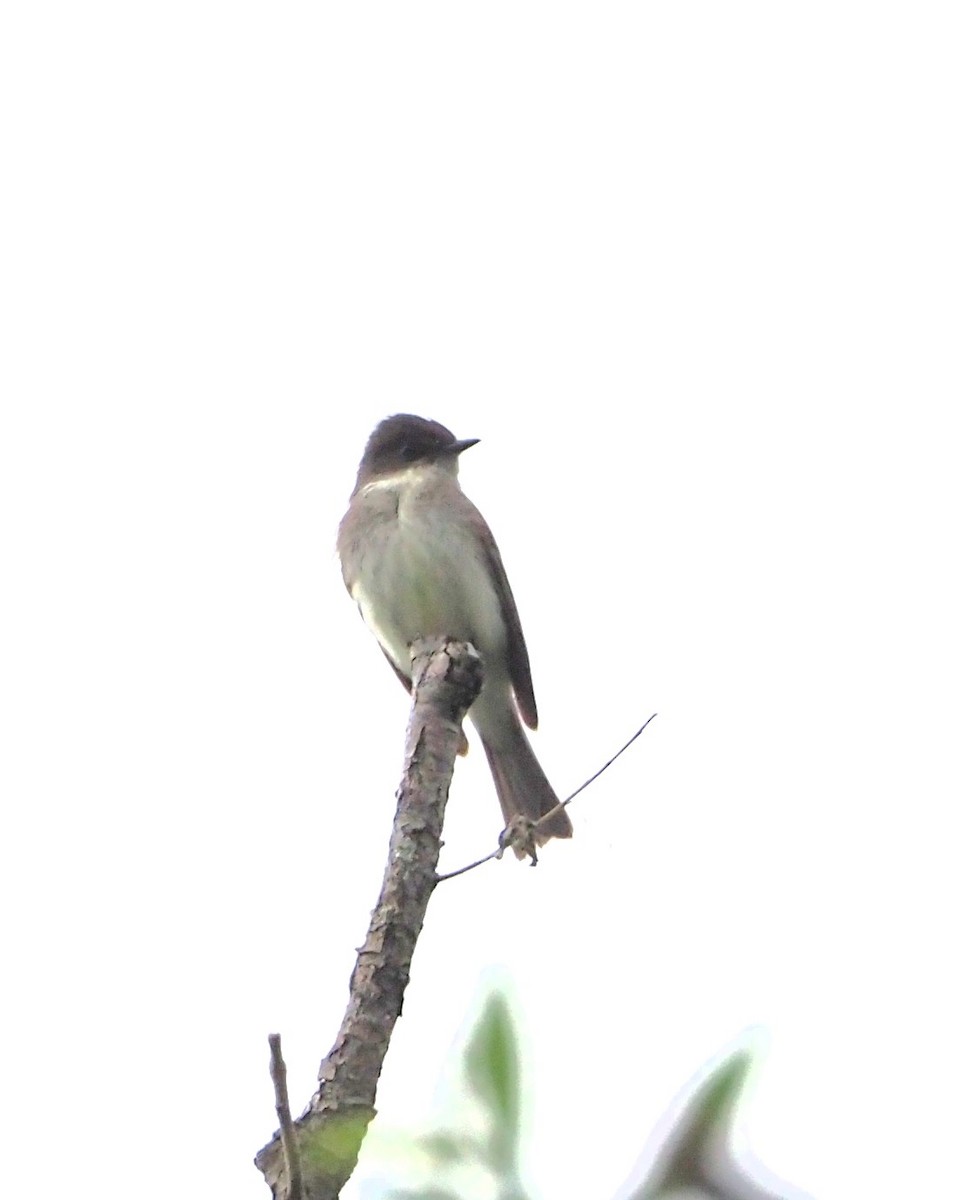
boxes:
[448,437,480,455]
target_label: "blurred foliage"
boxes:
[381,987,805,1200]
[298,1111,374,1181]
[463,990,522,1187]
[625,1049,798,1200]
[388,990,527,1200]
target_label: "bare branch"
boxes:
[436,714,658,883]
[434,844,503,882]
[254,638,484,1200]
[268,1034,303,1200]
[535,712,658,830]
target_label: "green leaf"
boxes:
[415,1130,482,1165]
[298,1110,373,1177]
[463,991,521,1173]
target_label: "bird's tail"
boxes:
[481,715,573,858]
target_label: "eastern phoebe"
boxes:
[337,414,572,853]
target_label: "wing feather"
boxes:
[463,502,540,730]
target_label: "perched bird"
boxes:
[337,414,572,853]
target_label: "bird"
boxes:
[337,413,572,854]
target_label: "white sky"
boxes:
[3,4,963,1199]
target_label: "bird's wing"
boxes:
[462,498,539,730]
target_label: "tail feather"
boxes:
[481,717,573,857]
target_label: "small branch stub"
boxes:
[254,638,483,1200]
[268,1034,303,1200]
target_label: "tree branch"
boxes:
[254,638,483,1200]
[268,1034,303,1200]
[436,713,658,882]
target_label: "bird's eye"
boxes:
[399,441,418,461]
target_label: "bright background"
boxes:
[2,4,963,1199]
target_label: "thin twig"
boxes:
[268,1033,304,1200]
[434,845,503,882]
[436,713,657,882]
[535,712,658,829]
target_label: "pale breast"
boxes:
[347,469,507,674]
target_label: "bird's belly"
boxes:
[352,516,505,676]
